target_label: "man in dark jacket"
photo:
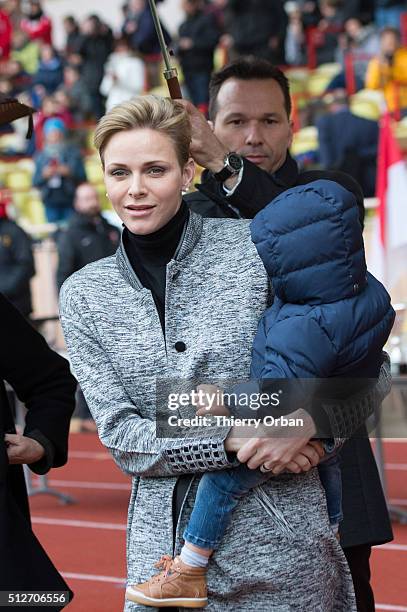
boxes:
[56,182,120,290]
[1,293,76,607]
[0,188,35,317]
[181,57,392,612]
[316,89,379,197]
[177,0,220,111]
[225,0,287,64]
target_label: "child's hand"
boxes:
[194,384,230,417]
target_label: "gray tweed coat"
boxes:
[59,212,356,611]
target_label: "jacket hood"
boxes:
[250,180,367,304]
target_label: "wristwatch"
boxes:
[213,152,244,182]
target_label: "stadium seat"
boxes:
[291,126,319,156]
[5,169,32,191]
[85,158,104,184]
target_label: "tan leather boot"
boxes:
[126,555,208,608]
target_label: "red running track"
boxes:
[29,435,407,611]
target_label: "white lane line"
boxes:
[376,543,407,552]
[389,498,407,506]
[385,464,407,470]
[32,517,126,530]
[47,479,131,491]
[62,572,125,584]
[69,451,110,460]
[376,605,407,611]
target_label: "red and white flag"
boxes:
[368,113,407,293]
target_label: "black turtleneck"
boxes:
[123,200,189,332]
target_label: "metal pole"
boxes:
[146,0,182,99]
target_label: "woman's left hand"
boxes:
[236,409,318,474]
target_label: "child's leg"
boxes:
[182,463,273,559]
[126,465,272,608]
[318,454,343,534]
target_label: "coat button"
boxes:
[353,283,359,293]
[175,341,186,352]
[173,270,180,280]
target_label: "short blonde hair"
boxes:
[94,95,191,168]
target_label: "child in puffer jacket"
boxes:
[126,179,395,609]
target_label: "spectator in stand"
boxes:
[59,64,93,121]
[285,1,306,66]
[10,29,39,75]
[20,0,52,46]
[177,0,220,113]
[313,0,345,65]
[0,59,30,96]
[77,15,113,119]
[62,16,82,56]
[334,17,380,85]
[316,89,379,196]
[56,182,120,433]
[365,27,407,115]
[33,93,73,151]
[224,0,287,64]
[33,117,86,223]
[374,0,406,30]
[33,44,63,95]
[121,0,171,89]
[122,0,170,56]
[204,0,227,30]
[3,0,23,31]
[0,186,35,318]
[100,37,144,112]
[0,2,12,59]
[56,182,120,290]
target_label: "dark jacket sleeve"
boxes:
[0,294,76,473]
[0,225,35,298]
[56,230,76,291]
[198,158,288,218]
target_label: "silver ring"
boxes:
[260,464,273,473]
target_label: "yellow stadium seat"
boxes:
[19,196,47,226]
[85,158,104,184]
[95,183,111,211]
[306,72,332,97]
[315,62,342,77]
[5,170,32,191]
[350,99,381,121]
[291,126,319,156]
[86,128,96,152]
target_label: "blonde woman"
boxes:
[59,95,356,611]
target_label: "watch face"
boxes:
[228,153,243,172]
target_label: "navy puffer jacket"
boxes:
[250,180,395,380]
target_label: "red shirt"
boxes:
[0,10,12,59]
[20,14,52,45]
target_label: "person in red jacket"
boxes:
[20,0,52,46]
[0,4,12,59]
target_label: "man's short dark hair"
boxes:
[208,57,292,121]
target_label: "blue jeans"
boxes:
[318,454,343,527]
[183,458,342,549]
